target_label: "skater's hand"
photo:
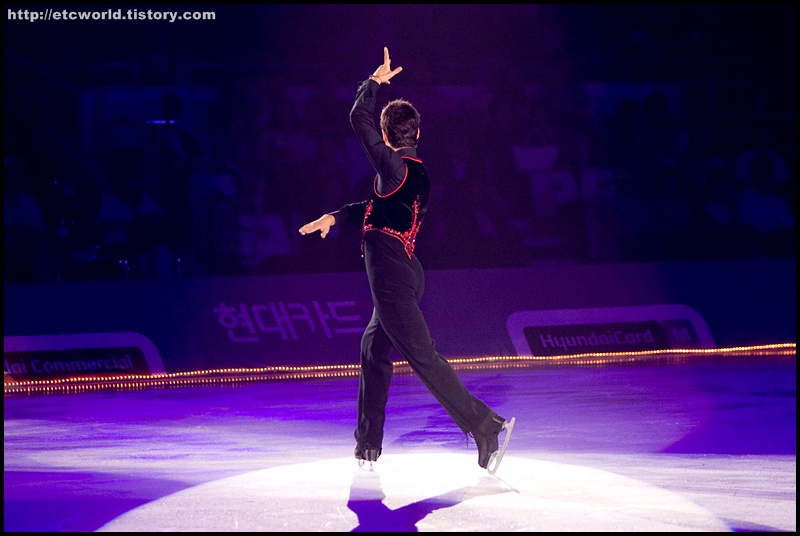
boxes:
[299,214,336,238]
[369,47,403,84]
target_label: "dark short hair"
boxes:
[380,99,420,149]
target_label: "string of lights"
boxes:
[4,343,795,396]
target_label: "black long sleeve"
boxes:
[329,79,414,227]
[328,200,367,227]
[349,79,408,196]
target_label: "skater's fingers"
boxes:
[299,222,318,234]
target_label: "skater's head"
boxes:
[380,99,420,150]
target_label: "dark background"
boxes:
[4,4,796,282]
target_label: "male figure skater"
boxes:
[299,48,513,472]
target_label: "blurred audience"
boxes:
[4,156,58,283]
[607,165,657,263]
[154,92,205,261]
[699,164,742,260]
[5,65,795,281]
[91,156,174,280]
[647,165,702,262]
[734,151,796,258]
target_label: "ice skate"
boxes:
[486,417,515,475]
[473,413,515,475]
[354,445,381,471]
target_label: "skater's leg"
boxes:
[381,299,491,433]
[372,257,492,434]
[355,307,394,455]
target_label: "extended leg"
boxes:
[374,281,491,435]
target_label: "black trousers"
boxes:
[355,232,492,449]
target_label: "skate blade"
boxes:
[357,459,375,471]
[487,417,515,476]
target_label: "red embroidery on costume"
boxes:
[361,156,425,259]
[362,197,422,259]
